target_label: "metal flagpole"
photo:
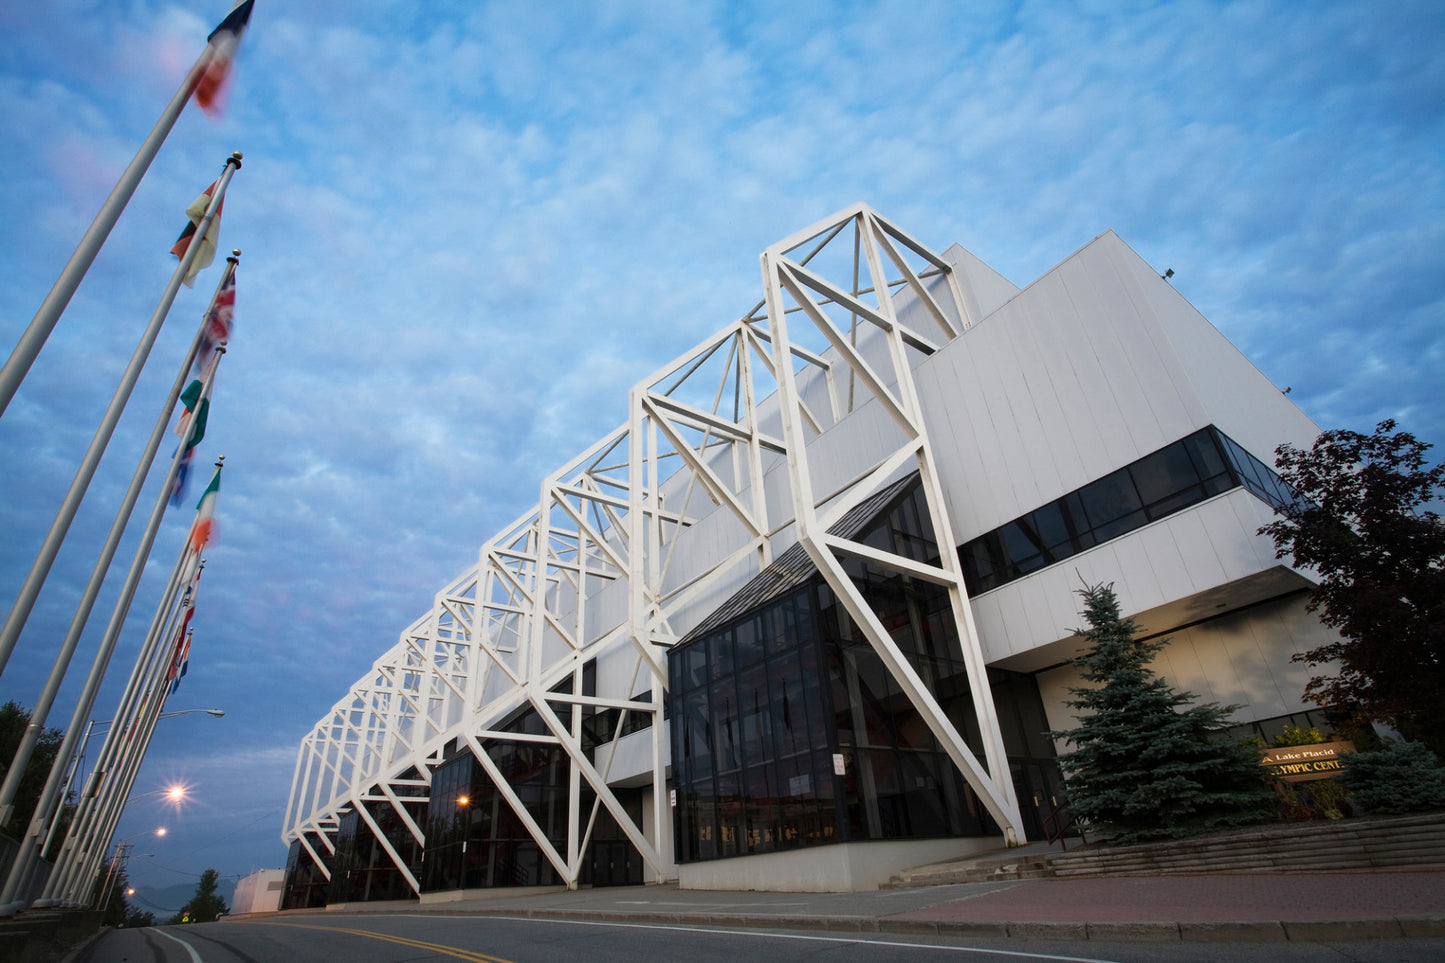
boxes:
[0,1,254,420]
[0,289,234,909]
[44,459,219,906]
[67,607,193,908]
[0,153,241,679]
[80,677,180,907]
[0,260,234,829]
[44,548,205,906]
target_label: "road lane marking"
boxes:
[254,921,514,963]
[152,926,205,963]
[373,914,1122,963]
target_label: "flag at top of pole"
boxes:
[171,182,224,286]
[190,463,222,555]
[0,2,257,420]
[197,260,236,373]
[194,1,256,117]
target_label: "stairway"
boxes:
[885,812,1445,888]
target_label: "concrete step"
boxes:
[1043,813,1445,880]
[887,813,1445,886]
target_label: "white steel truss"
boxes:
[282,205,1025,897]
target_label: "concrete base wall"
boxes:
[677,836,1008,892]
[417,884,564,905]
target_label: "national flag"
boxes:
[171,182,223,287]
[170,446,196,508]
[174,351,220,451]
[190,466,221,554]
[170,352,220,506]
[194,0,256,118]
[170,629,194,695]
[197,262,236,373]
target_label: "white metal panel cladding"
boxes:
[281,205,1033,895]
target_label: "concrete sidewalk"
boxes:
[285,869,1445,943]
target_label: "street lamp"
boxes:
[98,828,164,912]
[43,710,223,859]
[67,709,223,802]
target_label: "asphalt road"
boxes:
[74,914,1445,963]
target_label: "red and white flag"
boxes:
[171,181,223,287]
[194,1,256,118]
[197,261,236,372]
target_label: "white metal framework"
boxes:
[281,205,1025,896]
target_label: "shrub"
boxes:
[1339,741,1445,815]
[1273,724,1326,747]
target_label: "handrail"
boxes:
[1041,798,1087,852]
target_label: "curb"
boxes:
[444,906,1445,942]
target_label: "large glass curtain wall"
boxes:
[279,835,333,910]
[668,482,1004,865]
[420,710,574,891]
[327,801,423,903]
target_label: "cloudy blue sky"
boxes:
[2,0,1441,911]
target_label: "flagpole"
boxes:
[42,460,219,905]
[67,585,198,908]
[44,581,191,907]
[0,259,234,829]
[40,531,205,905]
[0,153,241,680]
[0,1,254,420]
[68,659,178,907]
[0,283,235,909]
[56,663,171,907]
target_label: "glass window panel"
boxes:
[738,663,772,765]
[710,679,740,772]
[744,765,778,853]
[1077,469,1143,528]
[1062,494,1095,551]
[1202,473,1235,497]
[683,643,708,690]
[716,774,743,858]
[708,629,734,681]
[898,752,951,837]
[768,651,809,757]
[763,599,794,657]
[1144,484,1205,521]
[734,615,764,668]
[1030,502,1071,556]
[959,538,995,590]
[1185,430,1227,478]
[1131,441,1201,506]
[999,519,1045,566]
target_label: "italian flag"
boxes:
[190,467,221,554]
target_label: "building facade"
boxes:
[280,205,1332,905]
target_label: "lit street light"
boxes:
[45,710,222,855]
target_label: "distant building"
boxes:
[232,869,286,915]
[280,205,1334,905]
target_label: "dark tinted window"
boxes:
[958,427,1291,595]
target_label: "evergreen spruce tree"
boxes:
[1053,583,1273,844]
[168,868,229,924]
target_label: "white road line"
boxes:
[375,913,1122,963]
[152,926,205,963]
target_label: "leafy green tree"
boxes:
[0,700,67,841]
[91,864,151,927]
[1053,583,1274,844]
[168,868,229,924]
[1260,420,1445,754]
